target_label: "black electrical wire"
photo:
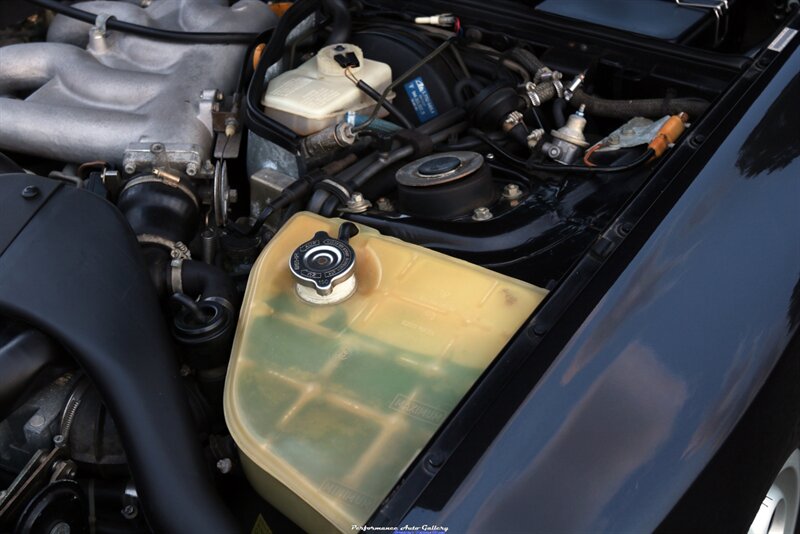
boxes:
[355,80,414,129]
[245,0,322,140]
[25,0,262,44]
[469,129,654,174]
[353,37,456,133]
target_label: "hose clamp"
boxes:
[169,258,184,295]
[137,234,192,260]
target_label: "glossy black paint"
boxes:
[372,24,800,534]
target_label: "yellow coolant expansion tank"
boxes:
[224,212,547,533]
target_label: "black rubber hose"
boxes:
[306,108,467,215]
[356,80,414,129]
[552,98,567,128]
[143,248,237,307]
[315,121,468,217]
[569,89,710,120]
[322,0,351,45]
[349,121,468,189]
[509,48,711,119]
[509,48,547,73]
[24,0,260,44]
[179,260,237,307]
[245,0,321,138]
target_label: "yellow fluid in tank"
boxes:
[224,212,547,533]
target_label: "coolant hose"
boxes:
[569,89,710,120]
[322,0,351,45]
[176,260,237,307]
[142,248,237,307]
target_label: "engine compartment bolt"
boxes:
[503,184,523,200]
[21,185,40,199]
[345,192,371,213]
[123,162,136,174]
[473,207,493,221]
[185,162,199,176]
[53,434,66,448]
[376,197,394,212]
[121,504,138,519]
[216,458,233,474]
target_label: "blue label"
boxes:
[403,76,439,123]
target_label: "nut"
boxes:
[472,207,493,221]
[503,184,523,200]
[216,458,233,474]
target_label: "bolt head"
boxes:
[485,153,495,160]
[21,185,40,199]
[376,197,394,211]
[150,143,164,153]
[472,207,493,221]
[503,183,523,200]
[185,163,198,176]
[121,504,138,519]
[123,163,136,174]
[216,458,233,474]
[29,414,45,427]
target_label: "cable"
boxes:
[469,129,654,174]
[583,143,602,167]
[245,0,322,140]
[25,0,262,44]
[353,79,414,129]
[353,37,456,133]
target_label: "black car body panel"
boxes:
[377,26,800,534]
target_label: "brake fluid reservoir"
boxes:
[262,44,392,136]
[224,212,547,533]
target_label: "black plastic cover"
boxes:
[0,173,237,533]
[536,0,727,42]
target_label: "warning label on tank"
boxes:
[403,76,439,123]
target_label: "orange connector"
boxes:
[648,112,690,158]
[268,2,294,17]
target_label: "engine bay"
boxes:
[0,0,792,531]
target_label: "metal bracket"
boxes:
[93,13,116,35]
[675,0,729,46]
